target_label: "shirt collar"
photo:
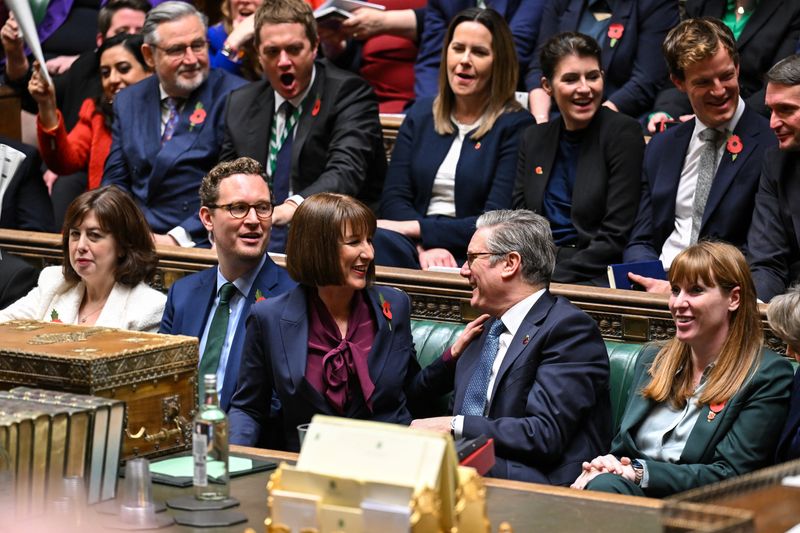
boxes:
[216,254,267,300]
[498,289,546,338]
[274,65,316,112]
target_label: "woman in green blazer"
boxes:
[572,241,793,497]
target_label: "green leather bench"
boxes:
[410,320,648,430]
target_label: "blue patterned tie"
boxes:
[161,97,180,145]
[460,319,505,416]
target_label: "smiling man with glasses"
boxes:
[160,157,296,414]
[102,1,246,249]
[412,209,612,485]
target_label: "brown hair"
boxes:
[662,17,739,81]
[62,186,158,286]
[642,242,763,408]
[433,7,521,140]
[199,157,269,206]
[254,0,317,48]
[286,193,376,287]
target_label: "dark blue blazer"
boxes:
[748,148,800,302]
[624,104,775,263]
[159,255,296,411]
[414,0,547,98]
[417,290,612,485]
[103,69,246,244]
[525,0,678,117]
[229,285,426,451]
[380,98,534,257]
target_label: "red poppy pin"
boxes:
[608,23,624,48]
[189,102,207,131]
[726,134,743,161]
[475,142,481,150]
[378,293,393,330]
[254,289,267,303]
[522,335,530,345]
[707,401,726,422]
[50,309,62,323]
[535,166,543,175]
[311,97,321,117]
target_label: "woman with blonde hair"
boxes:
[373,7,534,269]
[572,241,792,496]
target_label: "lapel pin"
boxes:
[311,97,321,117]
[535,166,543,175]
[707,401,726,422]
[474,142,481,150]
[522,335,530,345]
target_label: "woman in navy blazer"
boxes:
[229,193,430,451]
[513,33,644,284]
[374,7,534,269]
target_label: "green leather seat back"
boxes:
[605,341,647,431]
[411,320,465,415]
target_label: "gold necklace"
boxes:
[79,301,107,323]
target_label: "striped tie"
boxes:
[267,102,303,177]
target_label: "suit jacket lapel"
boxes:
[249,82,274,165]
[737,0,781,48]
[189,269,218,338]
[615,390,656,455]
[602,0,634,70]
[702,108,760,227]
[291,65,324,183]
[653,123,693,231]
[95,282,129,327]
[528,121,562,212]
[364,288,392,386]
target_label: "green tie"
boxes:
[198,282,237,400]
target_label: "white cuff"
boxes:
[286,194,304,206]
[639,459,649,489]
[453,415,465,440]
[167,226,196,248]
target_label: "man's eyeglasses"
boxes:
[465,251,508,267]
[206,202,273,220]
[154,39,208,59]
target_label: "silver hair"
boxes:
[142,1,208,46]
[767,284,800,349]
[766,54,800,86]
[475,209,556,287]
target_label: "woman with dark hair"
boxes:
[373,7,534,269]
[571,242,792,497]
[0,186,166,332]
[513,32,644,284]
[29,33,151,192]
[229,193,433,451]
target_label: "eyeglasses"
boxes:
[465,251,509,267]
[206,202,273,219]
[154,39,208,59]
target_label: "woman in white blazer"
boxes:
[0,186,166,332]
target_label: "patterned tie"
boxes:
[267,101,303,178]
[691,128,723,243]
[161,97,180,145]
[460,319,505,416]
[198,282,237,399]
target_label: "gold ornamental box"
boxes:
[0,320,198,460]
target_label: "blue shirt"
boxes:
[543,128,584,246]
[577,0,614,47]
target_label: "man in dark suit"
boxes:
[412,210,612,485]
[103,1,246,248]
[0,252,39,310]
[219,0,385,252]
[624,18,775,292]
[647,0,800,130]
[0,137,55,232]
[160,157,296,412]
[413,0,547,99]
[747,54,800,302]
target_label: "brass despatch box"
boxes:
[0,320,198,459]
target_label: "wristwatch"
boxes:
[631,459,644,486]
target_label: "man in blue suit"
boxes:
[414,0,546,99]
[624,18,775,292]
[103,2,246,247]
[412,210,612,485]
[160,157,296,412]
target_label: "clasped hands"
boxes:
[570,454,636,490]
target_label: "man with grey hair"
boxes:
[747,54,800,301]
[103,1,245,247]
[412,210,612,485]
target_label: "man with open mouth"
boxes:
[623,18,774,294]
[220,0,386,253]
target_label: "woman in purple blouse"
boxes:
[229,193,431,451]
